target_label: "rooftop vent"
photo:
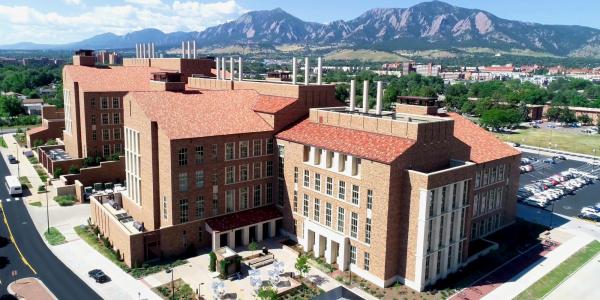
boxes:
[73,49,95,66]
[150,71,185,91]
[395,96,440,116]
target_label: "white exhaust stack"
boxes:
[181,41,185,58]
[221,57,225,79]
[147,43,150,58]
[304,57,309,85]
[362,80,369,113]
[376,81,383,115]
[238,57,243,81]
[292,57,297,85]
[229,57,234,81]
[151,43,155,58]
[186,41,190,58]
[215,57,220,80]
[135,44,139,58]
[193,41,196,59]
[317,57,322,85]
[349,79,356,111]
[142,43,146,58]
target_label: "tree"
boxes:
[294,255,311,278]
[53,167,63,179]
[208,252,217,272]
[248,241,259,255]
[578,114,592,125]
[257,285,278,300]
[545,107,563,121]
[335,83,349,102]
[0,95,23,117]
[479,108,523,131]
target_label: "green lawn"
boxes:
[496,128,600,155]
[29,201,42,207]
[515,240,600,300]
[44,227,66,246]
[54,195,76,206]
[0,137,7,148]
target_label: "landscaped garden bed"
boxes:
[153,278,197,300]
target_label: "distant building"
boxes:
[21,98,44,115]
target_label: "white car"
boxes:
[525,198,547,207]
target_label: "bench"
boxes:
[247,253,275,269]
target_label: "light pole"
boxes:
[593,149,597,173]
[165,268,174,300]
[45,179,50,234]
[13,142,20,178]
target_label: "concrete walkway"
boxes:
[545,252,600,300]
[482,232,595,300]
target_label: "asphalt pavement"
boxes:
[0,154,100,299]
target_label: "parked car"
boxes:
[88,269,110,283]
[22,150,34,158]
[543,158,556,164]
[7,154,17,164]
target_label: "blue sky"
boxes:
[0,0,598,45]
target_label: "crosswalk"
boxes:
[0,197,21,203]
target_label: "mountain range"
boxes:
[2,1,600,58]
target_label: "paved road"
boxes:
[0,156,100,299]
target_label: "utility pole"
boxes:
[46,179,50,234]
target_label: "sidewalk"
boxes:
[2,133,161,300]
[482,232,594,299]
[7,277,57,300]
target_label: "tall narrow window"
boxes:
[240,187,248,210]
[163,196,167,219]
[178,148,188,166]
[326,177,333,195]
[179,199,189,223]
[303,194,309,217]
[266,182,273,204]
[351,185,359,205]
[325,202,332,227]
[338,180,346,200]
[350,246,357,264]
[293,167,298,183]
[293,191,298,212]
[350,212,358,238]
[266,161,273,177]
[239,141,249,158]
[212,192,219,215]
[364,252,370,271]
[253,185,261,207]
[225,166,235,184]
[337,207,345,232]
[225,143,234,160]
[195,146,204,164]
[178,172,188,192]
[195,170,204,188]
[367,189,373,209]
[365,218,372,244]
[314,198,320,222]
[266,138,274,154]
[226,190,235,213]
[303,170,310,187]
[253,140,262,156]
[314,173,321,192]
[196,195,204,218]
[240,164,249,181]
[253,162,261,179]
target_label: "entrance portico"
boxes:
[302,220,350,271]
[204,206,282,251]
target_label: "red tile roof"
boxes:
[205,206,282,232]
[128,90,274,139]
[253,95,297,113]
[276,119,416,164]
[64,65,160,92]
[446,112,520,163]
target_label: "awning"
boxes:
[205,205,282,233]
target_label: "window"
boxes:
[473,194,479,216]
[114,143,121,155]
[101,97,109,109]
[293,167,298,183]
[293,191,298,212]
[441,187,447,212]
[195,170,204,188]
[303,170,310,187]
[278,179,284,207]
[351,185,359,205]
[92,130,97,141]
[163,196,167,219]
[266,161,273,177]
[365,218,372,244]
[364,252,370,271]
[91,114,96,125]
[325,202,332,227]
[266,182,273,204]
[462,181,469,206]
[212,173,218,186]
[112,97,120,108]
[240,187,249,210]
[425,256,430,281]
[483,168,489,185]
[225,166,235,184]
[103,144,110,157]
[337,207,345,232]
[226,190,235,213]
[249,162,260,180]
[266,138,274,154]
[178,148,188,166]
[240,164,249,181]
[90,98,96,107]
[225,143,234,160]
[314,173,321,192]
[195,146,204,164]
[326,177,333,195]
[113,113,120,124]
[490,167,497,183]
[253,185,261,207]
[367,189,373,209]
[253,140,262,156]
[438,216,445,248]
[113,128,121,140]
[212,192,219,215]
[196,195,204,218]
[303,194,309,217]
[178,172,188,192]
[101,113,109,125]
[102,129,110,141]
[496,187,503,208]
[314,198,320,222]
[350,212,358,238]
[338,181,346,200]
[475,171,481,188]
[239,141,249,158]
[350,246,357,264]
[278,154,284,178]
[211,144,218,160]
[498,165,505,180]
[179,199,189,223]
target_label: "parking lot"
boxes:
[518,153,600,218]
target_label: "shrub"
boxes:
[209,252,217,272]
[45,139,58,146]
[53,167,63,179]
[37,185,46,192]
[33,139,44,148]
[54,194,76,206]
[68,165,80,174]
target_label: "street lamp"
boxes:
[45,179,50,234]
[593,149,597,172]
[165,268,174,300]
[13,142,20,178]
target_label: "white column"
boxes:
[181,41,185,58]
[242,226,250,246]
[238,57,243,81]
[325,239,334,264]
[151,43,155,58]
[362,80,369,113]
[313,235,321,258]
[304,57,309,85]
[141,43,146,59]
[187,41,191,59]
[317,57,322,85]
[192,41,196,59]
[292,57,297,85]
[212,232,220,250]
[376,81,383,115]
[229,57,234,81]
[221,57,226,80]
[215,57,220,80]
[228,231,236,249]
[135,44,139,58]
[268,220,276,238]
[349,79,356,111]
[256,223,263,242]
[337,241,349,271]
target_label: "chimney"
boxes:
[181,41,185,58]
[215,57,220,80]
[221,57,225,79]
[349,79,355,111]
[362,80,369,113]
[238,57,243,81]
[292,57,297,85]
[229,57,234,81]
[304,57,309,85]
[193,41,196,59]
[317,57,322,85]
[376,81,383,115]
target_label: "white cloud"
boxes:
[63,0,82,5]
[0,1,247,44]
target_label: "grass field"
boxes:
[44,227,66,246]
[515,240,600,300]
[324,49,409,62]
[496,128,600,156]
